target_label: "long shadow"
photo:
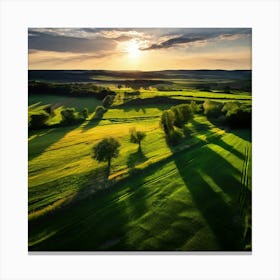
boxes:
[206,134,245,160]
[80,117,102,131]
[28,172,132,251]
[189,119,212,132]
[172,145,244,250]
[28,124,80,161]
[190,118,246,160]
[230,129,252,142]
[206,117,252,142]
[28,150,151,251]
[28,128,54,143]
[127,149,148,170]
[123,150,149,231]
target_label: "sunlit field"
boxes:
[28,70,252,251]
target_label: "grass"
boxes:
[28,94,102,125]
[114,88,251,102]
[28,98,251,250]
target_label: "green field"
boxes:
[28,76,252,251]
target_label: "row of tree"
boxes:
[160,104,193,145]
[29,81,116,100]
[203,100,252,128]
[29,95,116,130]
[160,100,251,145]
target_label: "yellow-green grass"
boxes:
[28,94,102,111]
[28,108,168,215]
[28,102,251,250]
[115,89,251,101]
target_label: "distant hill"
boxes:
[28,69,251,82]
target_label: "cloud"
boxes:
[28,28,251,70]
[141,28,251,50]
[28,29,117,53]
[28,49,121,69]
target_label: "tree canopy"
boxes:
[130,128,146,151]
[92,137,121,177]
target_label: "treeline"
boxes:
[29,95,115,130]
[160,100,251,145]
[195,82,251,93]
[203,100,251,128]
[117,79,172,90]
[29,81,115,100]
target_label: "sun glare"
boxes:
[126,40,140,58]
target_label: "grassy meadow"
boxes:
[28,70,252,251]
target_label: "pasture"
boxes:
[28,70,252,251]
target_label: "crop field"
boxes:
[28,70,252,251]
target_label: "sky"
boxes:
[28,28,252,70]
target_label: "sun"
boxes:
[126,40,140,58]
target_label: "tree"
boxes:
[170,104,193,127]
[190,100,203,114]
[160,109,175,135]
[203,99,223,118]
[129,128,146,152]
[102,95,115,108]
[29,112,49,129]
[222,102,251,128]
[60,108,77,124]
[94,106,106,119]
[92,137,121,178]
[81,107,88,119]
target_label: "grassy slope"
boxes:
[28,101,251,250]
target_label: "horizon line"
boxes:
[28,69,252,71]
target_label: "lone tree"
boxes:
[92,137,121,178]
[129,128,146,152]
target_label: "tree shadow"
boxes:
[172,145,244,250]
[189,118,212,132]
[28,128,54,143]
[206,117,252,142]
[28,124,80,161]
[121,105,147,114]
[190,117,247,160]
[80,118,102,131]
[230,129,252,142]
[127,149,148,170]
[28,173,130,251]
[206,134,245,160]
[28,160,152,251]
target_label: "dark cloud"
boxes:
[141,36,204,50]
[141,28,251,50]
[28,29,116,53]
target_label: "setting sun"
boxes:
[126,39,140,58]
